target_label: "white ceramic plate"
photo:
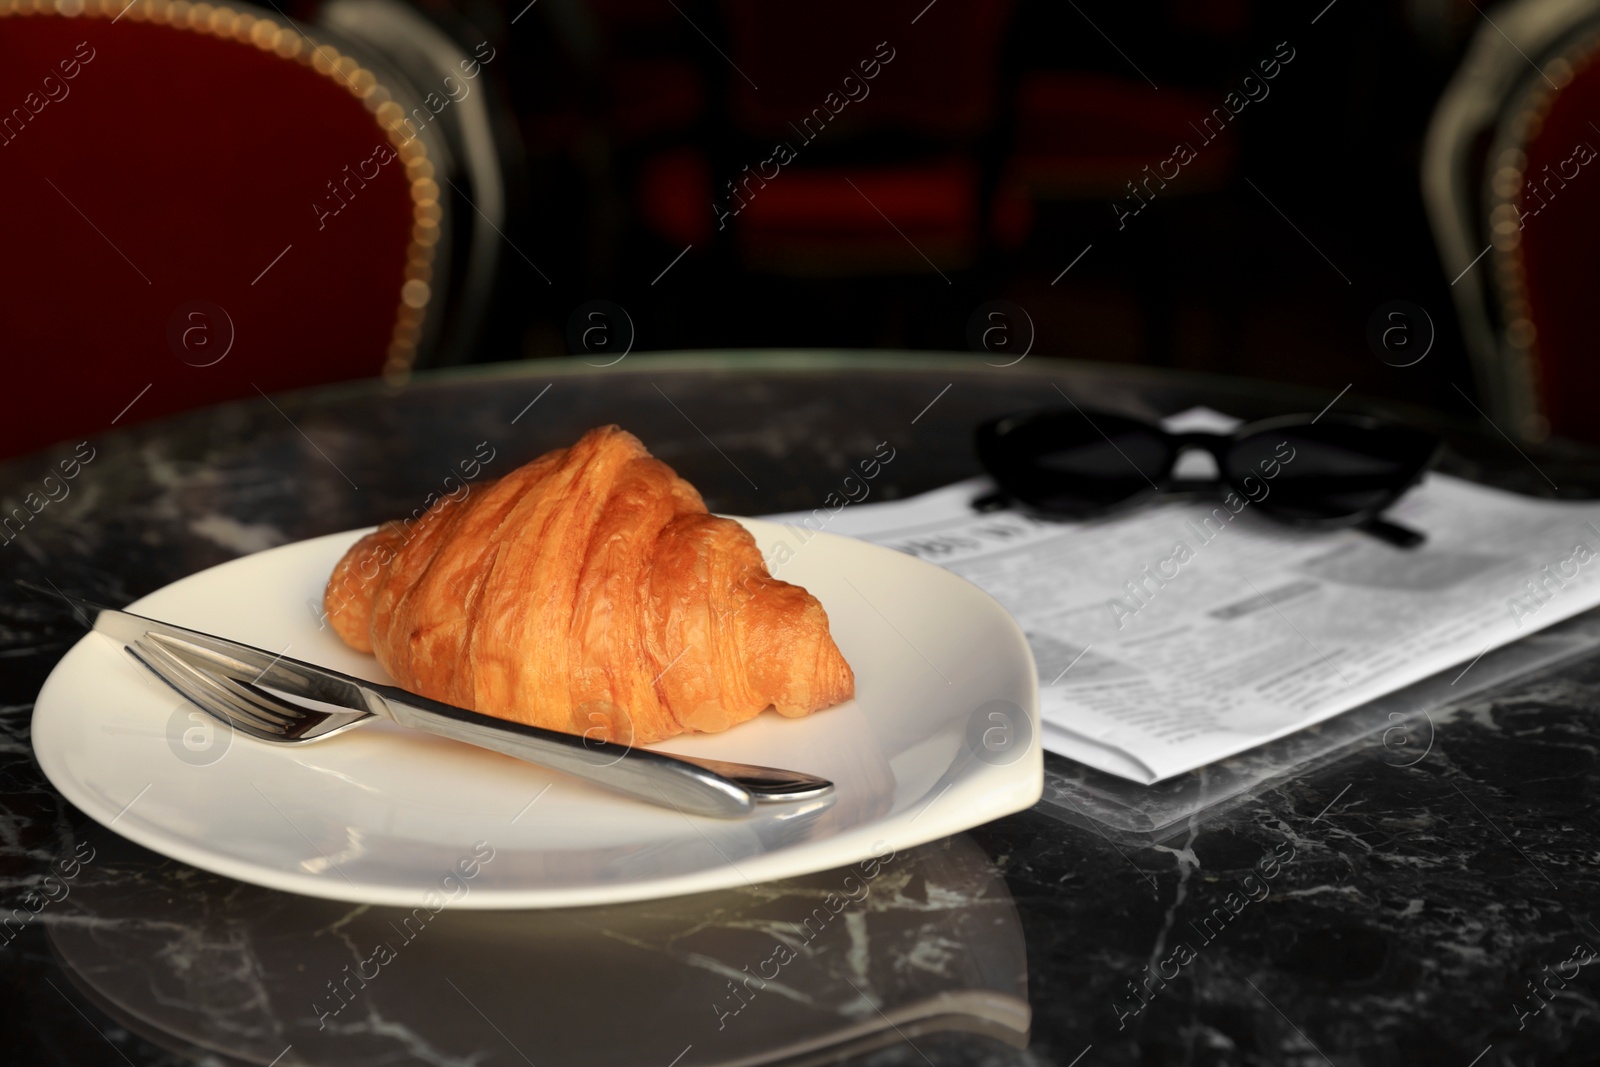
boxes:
[32,520,1041,909]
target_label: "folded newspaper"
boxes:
[768,408,1600,783]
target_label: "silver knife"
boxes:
[56,591,832,818]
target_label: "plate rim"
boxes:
[31,520,1042,909]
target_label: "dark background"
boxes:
[0,0,1511,460]
[385,0,1484,414]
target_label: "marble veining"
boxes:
[2,355,1599,1066]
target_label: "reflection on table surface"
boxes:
[47,831,1027,1067]
[11,355,1600,1065]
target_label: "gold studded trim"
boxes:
[1,0,438,385]
[1484,36,1596,443]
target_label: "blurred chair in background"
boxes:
[638,0,1021,277]
[587,0,706,145]
[0,0,504,460]
[720,0,1018,275]
[1007,71,1235,205]
[1424,0,1600,445]
[322,0,524,368]
[542,0,714,285]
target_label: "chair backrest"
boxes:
[0,0,450,459]
[320,0,517,368]
[1422,0,1600,443]
[1484,22,1600,445]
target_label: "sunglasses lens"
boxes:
[1225,423,1437,523]
[978,412,1171,516]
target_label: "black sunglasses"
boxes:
[974,408,1441,548]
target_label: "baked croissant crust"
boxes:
[324,426,854,745]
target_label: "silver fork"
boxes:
[79,601,832,819]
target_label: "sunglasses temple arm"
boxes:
[1359,516,1427,549]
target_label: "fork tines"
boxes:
[129,636,350,742]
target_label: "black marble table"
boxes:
[5,351,1600,1067]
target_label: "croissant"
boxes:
[323,426,854,745]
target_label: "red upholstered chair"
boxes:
[0,0,465,459]
[1424,0,1600,444]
